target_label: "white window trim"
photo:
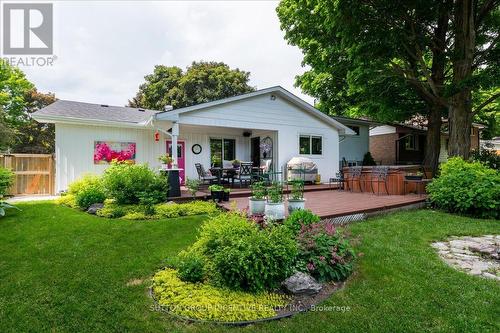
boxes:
[298,134,323,156]
[209,137,237,161]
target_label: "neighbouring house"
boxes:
[369,122,485,165]
[32,86,355,193]
[481,137,500,155]
[331,116,377,167]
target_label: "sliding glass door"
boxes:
[210,138,235,167]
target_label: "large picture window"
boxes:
[299,135,322,155]
[210,138,236,167]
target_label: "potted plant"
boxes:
[287,179,305,212]
[158,154,173,169]
[208,184,224,202]
[185,178,201,198]
[265,182,285,220]
[249,181,266,215]
[223,188,231,201]
[405,171,423,181]
[231,159,241,168]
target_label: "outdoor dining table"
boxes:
[209,166,262,186]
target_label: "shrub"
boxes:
[102,162,167,204]
[184,213,297,292]
[152,268,288,322]
[284,209,320,235]
[427,157,500,219]
[96,202,129,218]
[67,174,101,195]
[296,222,355,282]
[57,194,77,208]
[66,174,106,210]
[177,255,205,283]
[362,152,376,166]
[75,186,106,210]
[185,178,201,197]
[121,211,155,220]
[155,201,218,218]
[470,149,499,170]
[0,167,14,198]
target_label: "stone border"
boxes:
[432,235,499,280]
[148,280,346,326]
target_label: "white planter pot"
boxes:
[288,199,306,213]
[249,198,266,215]
[161,164,169,170]
[265,202,286,220]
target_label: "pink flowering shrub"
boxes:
[296,221,354,282]
[94,142,136,164]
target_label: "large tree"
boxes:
[0,61,56,153]
[12,89,56,153]
[129,61,255,110]
[277,0,499,168]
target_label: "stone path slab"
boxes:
[432,235,500,280]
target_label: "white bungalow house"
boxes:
[32,86,355,193]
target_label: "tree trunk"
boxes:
[423,106,443,175]
[448,0,475,159]
[423,0,449,175]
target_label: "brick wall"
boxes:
[369,133,398,164]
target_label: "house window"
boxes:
[347,125,360,136]
[299,135,322,155]
[210,138,236,167]
[404,135,419,151]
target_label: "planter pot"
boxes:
[288,199,306,213]
[211,190,224,202]
[405,175,423,181]
[249,198,266,215]
[161,164,170,170]
[265,202,285,220]
[222,191,230,201]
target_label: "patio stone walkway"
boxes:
[432,235,500,280]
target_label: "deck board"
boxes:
[218,190,426,218]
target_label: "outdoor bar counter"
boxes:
[342,165,429,195]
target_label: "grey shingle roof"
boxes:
[32,100,161,124]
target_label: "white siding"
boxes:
[55,123,165,192]
[178,94,340,182]
[370,125,396,136]
[54,93,341,190]
[339,124,370,163]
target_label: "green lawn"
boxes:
[0,202,499,332]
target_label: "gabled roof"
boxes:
[155,86,355,135]
[32,100,160,127]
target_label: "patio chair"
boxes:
[195,163,217,185]
[234,162,253,188]
[329,171,345,191]
[366,166,389,195]
[346,166,363,192]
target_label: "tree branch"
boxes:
[473,92,500,114]
[476,0,499,29]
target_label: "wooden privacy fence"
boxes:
[0,154,55,196]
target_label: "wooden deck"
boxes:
[218,190,426,219]
[170,183,335,202]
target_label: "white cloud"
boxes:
[20,1,312,106]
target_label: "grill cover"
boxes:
[287,157,318,182]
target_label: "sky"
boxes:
[18,0,313,106]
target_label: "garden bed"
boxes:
[150,268,346,325]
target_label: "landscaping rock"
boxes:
[282,272,322,295]
[432,235,500,281]
[87,203,104,214]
